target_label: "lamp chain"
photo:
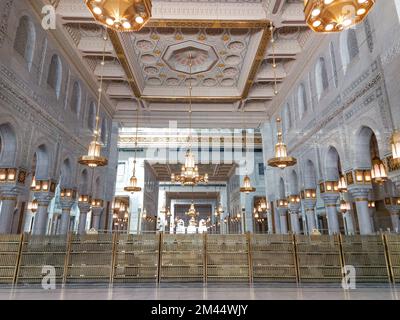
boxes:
[133,100,139,176]
[270,23,278,96]
[94,29,108,143]
[188,53,193,151]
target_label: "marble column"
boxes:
[303,199,317,234]
[322,193,340,235]
[32,193,53,235]
[91,207,103,231]
[78,203,91,235]
[344,211,355,235]
[58,200,75,235]
[387,207,400,233]
[277,208,288,234]
[266,210,273,234]
[288,203,301,234]
[349,187,373,235]
[0,186,19,234]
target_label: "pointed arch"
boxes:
[14,16,36,71]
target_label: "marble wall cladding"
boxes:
[0,1,114,201]
[260,1,400,223]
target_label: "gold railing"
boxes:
[0,233,399,284]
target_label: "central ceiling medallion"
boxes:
[162,41,218,74]
[85,0,152,32]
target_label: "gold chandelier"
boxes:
[185,202,199,218]
[124,101,142,193]
[267,118,297,169]
[392,131,400,161]
[79,34,108,168]
[240,175,256,194]
[370,156,388,185]
[85,0,152,32]
[304,0,375,33]
[171,54,208,186]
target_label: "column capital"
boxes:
[78,202,91,213]
[321,192,340,205]
[288,203,300,212]
[348,185,372,199]
[303,199,316,210]
[0,185,22,199]
[60,199,75,211]
[33,192,54,206]
[91,207,103,216]
[386,205,400,216]
[277,207,287,216]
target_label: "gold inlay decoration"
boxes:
[108,19,270,102]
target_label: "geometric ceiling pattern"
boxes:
[150,162,237,182]
[42,0,313,128]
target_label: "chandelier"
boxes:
[338,174,348,193]
[392,131,400,161]
[240,175,256,194]
[124,101,142,193]
[171,54,208,186]
[267,118,297,169]
[370,156,388,185]
[85,0,152,32]
[214,203,224,216]
[304,0,375,33]
[185,202,199,218]
[171,150,208,186]
[79,34,108,168]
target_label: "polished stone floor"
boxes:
[0,283,399,300]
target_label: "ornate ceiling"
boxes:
[150,162,237,182]
[39,0,315,128]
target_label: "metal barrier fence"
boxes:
[0,233,399,284]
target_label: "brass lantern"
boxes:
[79,35,108,168]
[240,175,256,193]
[338,174,348,193]
[370,157,388,185]
[79,140,108,167]
[124,161,142,193]
[27,199,38,213]
[304,0,375,33]
[392,131,400,161]
[268,118,297,169]
[340,199,351,214]
[85,0,152,32]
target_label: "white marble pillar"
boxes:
[344,211,355,235]
[387,207,400,233]
[32,193,53,235]
[303,199,317,234]
[322,193,340,235]
[78,202,91,235]
[288,203,301,234]
[59,200,74,235]
[266,210,273,234]
[91,207,103,230]
[349,187,373,235]
[277,208,288,234]
[0,187,19,234]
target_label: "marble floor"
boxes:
[0,283,399,300]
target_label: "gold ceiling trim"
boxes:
[108,19,271,103]
[118,136,263,145]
